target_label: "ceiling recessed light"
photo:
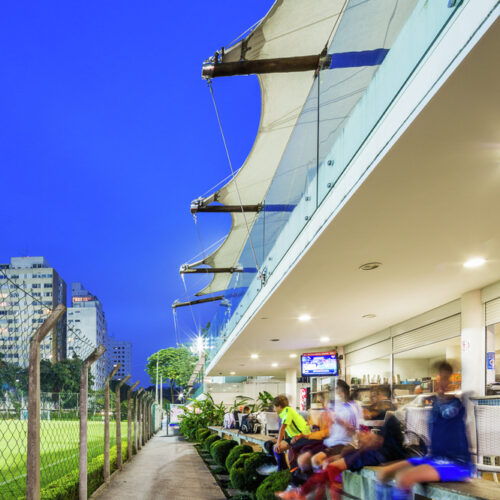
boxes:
[230,371,235,375]
[270,338,280,342]
[298,314,311,322]
[289,353,297,358]
[271,362,278,367]
[359,262,382,271]
[463,257,486,269]
[362,314,376,319]
[251,353,259,359]
[320,336,329,342]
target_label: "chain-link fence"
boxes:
[0,268,158,499]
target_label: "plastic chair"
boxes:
[404,406,431,448]
[474,405,500,482]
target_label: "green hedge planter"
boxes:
[229,453,253,491]
[229,452,274,492]
[225,444,253,472]
[210,439,238,468]
[256,470,291,500]
[204,433,221,452]
[38,443,128,500]
[196,428,211,442]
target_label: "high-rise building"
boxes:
[0,256,67,366]
[67,282,108,389]
[107,338,132,381]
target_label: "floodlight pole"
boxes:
[127,381,140,461]
[115,374,131,469]
[103,364,120,483]
[79,345,106,500]
[160,375,163,409]
[26,304,66,500]
[155,353,159,402]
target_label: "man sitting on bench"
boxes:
[376,361,473,500]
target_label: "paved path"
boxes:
[94,434,225,500]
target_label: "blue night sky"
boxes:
[0,1,274,387]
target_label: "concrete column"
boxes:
[461,290,485,396]
[285,368,297,409]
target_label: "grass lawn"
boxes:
[0,419,129,499]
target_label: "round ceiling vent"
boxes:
[359,262,382,271]
[270,338,280,342]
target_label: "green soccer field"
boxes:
[0,419,128,499]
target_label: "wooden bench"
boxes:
[343,466,499,500]
[208,426,271,450]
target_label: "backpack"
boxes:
[223,412,236,429]
[240,413,262,434]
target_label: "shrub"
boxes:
[256,470,291,500]
[204,433,221,452]
[210,438,237,468]
[229,453,253,490]
[229,452,272,492]
[39,443,128,500]
[243,452,275,492]
[225,444,253,472]
[196,428,211,442]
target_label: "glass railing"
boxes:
[206,0,468,365]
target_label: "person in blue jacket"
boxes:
[377,361,473,500]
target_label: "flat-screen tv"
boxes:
[301,351,338,377]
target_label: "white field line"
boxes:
[0,451,79,486]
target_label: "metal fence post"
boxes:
[146,396,152,441]
[134,388,144,453]
[26,304,66,500]
[103,364,120,483]
[150,400,154,437]
[141,393,149,446]
[79,345,106,500]
[127,381,139,461]
[115,374,131,470]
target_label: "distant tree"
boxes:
[0,353,28,391]
[146,346,196,403]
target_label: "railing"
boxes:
[205,0,488,365]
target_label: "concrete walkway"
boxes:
[94,435,225,500]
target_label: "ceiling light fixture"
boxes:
[271,362,278,367]
[230,371,236,375]
[298,314,311,322]
[320,336,329,342]
[463,257,486,269]
[251,353,259,359]
[359,262,382,271]
[289,354,297,358]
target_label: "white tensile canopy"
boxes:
[194,0,346,296]
[191,0,417,296]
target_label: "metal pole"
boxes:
[26,304,66,500]
[134,388,143,453]
[79,345,106,500]
[155,353,159,403]
[142,395,148,445]
[103,364,120,483]
[149,400,153,438]
[159,375,162,410]
[115,374,131,470]
[127,381,139,461]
